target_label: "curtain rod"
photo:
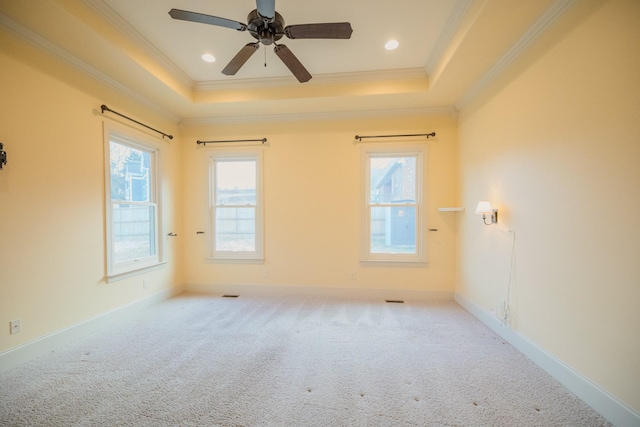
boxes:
[197,138,267,146]
[100,105,173,140]
[354,132,436,142]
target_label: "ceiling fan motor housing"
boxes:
[247,10,285,45]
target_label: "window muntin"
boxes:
[209,152,263,260]
[105,127,162,279]
[363,147,425,262]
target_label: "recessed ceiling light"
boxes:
[385,40,399,50]
[202,53,216,63]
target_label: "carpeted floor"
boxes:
[0,294,611,426]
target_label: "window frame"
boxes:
[104,123,164,281]
[361,144,427,264]
[207,149,264,262]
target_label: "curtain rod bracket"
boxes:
[100,105,173,140]
[197,138,267,145]
[354,132,436,142]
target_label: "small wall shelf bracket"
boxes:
[437,207,465,212]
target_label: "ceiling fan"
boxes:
[169,0,353,83]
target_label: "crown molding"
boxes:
[424,0,473,75]
[456,0,577,109]
[0,11,179,122]
[81,0,194,90]
[194,68,428,91]
[180,106,458,127]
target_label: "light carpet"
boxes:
[0,294,611,426]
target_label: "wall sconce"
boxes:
[0,142,6,170]
[475,201,498,225]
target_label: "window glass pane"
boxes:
[112,204,156,262]
[216,207,256,252]
[110,141,151,202]
[370,206,416,254]
[216,160,256,205]
[370,157,416,204]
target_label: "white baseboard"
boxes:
[186,283,454,301]
[455,293,640,427]
[0,286,184,374]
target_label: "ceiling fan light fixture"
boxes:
[170,0,353,82]
[202,53,216,63]
[385,40,399,50]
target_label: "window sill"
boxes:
[360,259,428,267]
[107,261,167,283]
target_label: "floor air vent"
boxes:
[385,299,405,304]
[222,295,239,298]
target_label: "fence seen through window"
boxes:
[214,159,257,252]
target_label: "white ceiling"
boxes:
[103,0,458,82]
[0,0,570,122]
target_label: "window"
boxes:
[362,145,426,262]
[209,150,263,261]
[104,125,162,279]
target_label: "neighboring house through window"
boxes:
[104,123,163,280]
[363,145,426,263]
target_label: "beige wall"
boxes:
[0,40,183,354]
[457,0,640,413]
[3,0,637,417]
[181,115,458,293]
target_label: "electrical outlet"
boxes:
[263,269,269,278]
[349,272,356,280]
[10,319,21,334]
[143,279,149,289]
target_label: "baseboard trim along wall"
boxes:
[0,286,184,374]
[186,283,454,302]
[455,293,640,427]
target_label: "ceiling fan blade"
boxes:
[222,43,260,76]
[256,0,276,21]
[274,44,312,83]
[169,9,247,31]
[285,22,353,39]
